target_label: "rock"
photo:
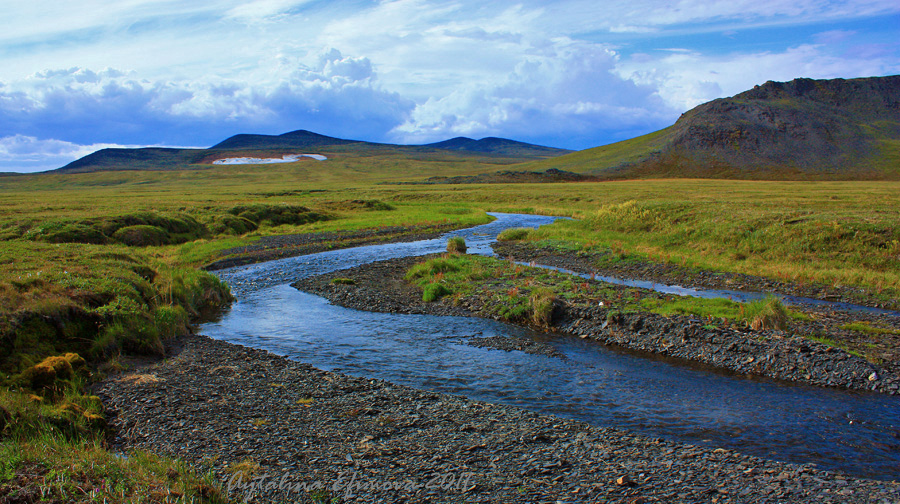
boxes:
[616,475,636,487]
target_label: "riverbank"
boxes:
[204,223,469,270]
[493,241,899,311]
[494,241,900,373]
[97,334,900,503]
[292,255,900,394]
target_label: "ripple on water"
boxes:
[202,213,900,480]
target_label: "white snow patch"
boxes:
[212,154,327,165]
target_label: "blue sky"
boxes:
[1,0,898,172]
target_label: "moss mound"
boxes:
[112,225,171,246]
[228,204,329,227]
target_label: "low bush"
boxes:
[29,222,109,245]
[209,214,258,235]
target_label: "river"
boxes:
[200,213,900,480]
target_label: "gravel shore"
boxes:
[98,334,900,503]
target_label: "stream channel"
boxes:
[200,213,900,480]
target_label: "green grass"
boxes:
[841,321,900,335]
[642,295,803,330]
[0,144,896,499]
[404,254,804,329]
[0,429,230,503]
[0,382,231,503]
[497,228,531,241]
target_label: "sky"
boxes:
[1,0,898,172]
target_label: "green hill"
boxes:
[53,130,570,173]
[529,75,900,180]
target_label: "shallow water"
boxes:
[201,213,900,480]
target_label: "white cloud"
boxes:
[0,135,145,173]
[0,0,898,168]
[0,49,412,146]
[616,43,900,110]
[225,0,315,22]
[391,39,677,147]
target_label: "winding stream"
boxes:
[201,213,900,480]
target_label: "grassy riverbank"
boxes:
[1,152,898,497]
[405,252,806,333]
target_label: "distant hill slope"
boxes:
[210,130,361,150]
[532,75,900,180]
[422,137,572,157]
[56,148,209,173]
[54,130,569,173]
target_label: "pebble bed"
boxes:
[98,335,900,503]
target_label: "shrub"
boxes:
[330,278,356,285]
[530,288,556,326]
[447,236,467,254]
[326,199,395,211]
[497,228,530,241]
[422,283,451,302]
[100,212,206,243]
[112,225,171,246]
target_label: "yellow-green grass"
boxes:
[841,321,900,335]
[0,149,897,498]
[0,425,229,503]
[517,127,674,174]
[2,163,898,374]
[405,253,805,330]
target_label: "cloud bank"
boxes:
[1,0,898,172]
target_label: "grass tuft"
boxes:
[530,287,556,326]
[497,228,531,241]
[447,236,467,254]
[744,296,791,331]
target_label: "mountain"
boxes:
[532,75,900,180]
[53,131,570,173]
[210,130,361,150]
[422,137,572,157]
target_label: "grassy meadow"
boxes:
[1,147,898,498]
